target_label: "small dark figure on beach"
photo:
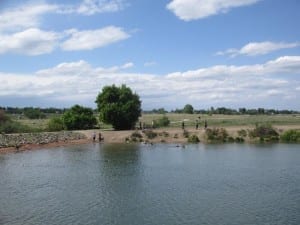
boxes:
[139,121,142,130]
[196,120,199,130]
[182,121,185,129]
[92,132,96,142]
[204,120,207,129]
[98,132,103,142]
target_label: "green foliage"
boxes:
[24,107,46,119]
[183,104,194,114]
[0,110,33,133]
[154,115,170,128]
[188,135,200,143]
[62,105,97,130]
[47,117,64,131]
[126,131,144,142]
[205,128,228,142]
[280,130,300,143]
[143,130,157,139]
[249,124,279,142]
[96,84,141,130]
[237,129,247,137]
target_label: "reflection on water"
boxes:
[0,143,300,225]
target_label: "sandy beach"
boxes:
[1,125,299,154]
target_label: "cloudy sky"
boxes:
[0,0,299,110]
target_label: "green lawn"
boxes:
[14,113,300,131]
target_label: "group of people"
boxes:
[92,132,104,142]
[182,119,207,130]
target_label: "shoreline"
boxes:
[1,125,299,154]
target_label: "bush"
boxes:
[62,105,97,130]
[0,110,33,133]
[131,131,143,139]
[281,130,300,143]
[154,116,170,128]
[47,117,64,131]
[205,128,228,142]
[237,129,247,137]
[188,135,200,143]
[249,124,279,142]
[143,130,157,139]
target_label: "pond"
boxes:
[0,143,299,225]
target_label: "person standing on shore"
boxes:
[182,121,185,130]
[92,132,96,142]
[204,120,207,129]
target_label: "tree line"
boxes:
[144,106,299,115]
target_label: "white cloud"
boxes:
[217,41,300,57]
[0,28,60,55]
[0,3,58,32]
[121,62,134,69]
[1,56,300,109]
[76,0,126,15]
[0,0,126,32]
[61,26,130,51]
[167,0,260,21]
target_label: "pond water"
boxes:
[0,143,299,225]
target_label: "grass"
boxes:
[140,113,300,128]
[11,113,300,131]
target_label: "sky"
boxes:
[0,0,300,110]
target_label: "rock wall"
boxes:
[0,131,86,148]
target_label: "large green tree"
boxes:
[96,85,141,130]
[62,105,97,130]
[183,104,194,114]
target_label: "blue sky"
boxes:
[0,0,300,110]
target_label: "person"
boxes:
[204,120,207,129]
[98,132,103,142]
[196,121,199,130]
[182,121,185,129]
[92,132,96,142]
[139,121,142,130]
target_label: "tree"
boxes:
[62,105,97,130]
[183,104,194,114]
[95,85,141,130]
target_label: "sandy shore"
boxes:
[1,125,299,154]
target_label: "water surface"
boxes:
[0,143,299,225]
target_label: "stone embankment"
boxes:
[0,131,86,149]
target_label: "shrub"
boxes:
[131,131,143,139]
[235,137,245,143]
[280,130,300,143]
[205,128,228,142]
[143,130,157,139]
[249,124,279,142]
[62,105,97,130]
[237,129,247,137]
[188,135,200,143]
[154,116,170,128]
[47,117,64,131]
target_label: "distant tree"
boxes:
[95,85,141,130]
[62,105,97,130]
[24,107,46,119]
[183,104,194,114]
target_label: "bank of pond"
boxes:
[1,124,299,152]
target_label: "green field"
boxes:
[14,113,300,131]
[140,113,300,128]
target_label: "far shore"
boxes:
[1,125,300,154]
